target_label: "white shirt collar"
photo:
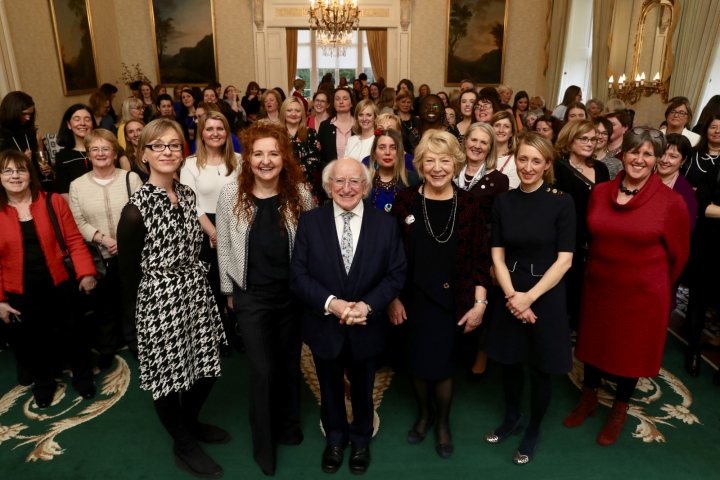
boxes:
[333,198,365,219]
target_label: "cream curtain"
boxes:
[591,0,614,104]
[545,0,573,108]
[669,0,720,111]
[286,29,298,94]
[366,29,387,82]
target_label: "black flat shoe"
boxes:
[98,354,114,371]
[685,350,702,377]
[174,445,224,479]
[321,446,344,474]
[80,385,96,400]
[348,447,371,475]
[277,428,304,446]
[407,412,436,445]
[485,415,524,444]
[189,423,231,444]
[513,431,541,466]
[435,428,454,459]
[35,396,53,409]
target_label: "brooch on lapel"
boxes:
[405,214,415,225]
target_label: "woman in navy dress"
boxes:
[366,128,419,212]
[483,132,576,465]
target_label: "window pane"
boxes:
[316,43,337,68]
[339,69,356,83]
[318,68,335,85]
[298,29,310,43]
[297,45,312,68]
[337,32,359,68]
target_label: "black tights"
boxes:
[153,377,217,452]
[411,376,453,444]
[496,363,552,454]
[583,363,638,403]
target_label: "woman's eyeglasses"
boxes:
[1,168,29,176]
[631,127,663,138]
[474,104,492,111]
[668,110,688,118]
[145,143,184,152]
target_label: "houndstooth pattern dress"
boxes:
[130,182,226,400]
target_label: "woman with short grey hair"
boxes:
[567,126,690,446]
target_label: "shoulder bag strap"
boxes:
[556,158,596,188]
[498,154,514,173]
[45,193,69,257]
[126,171,132,199]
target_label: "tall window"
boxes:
[296,29,375,98]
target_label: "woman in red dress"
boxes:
[564,127,690,446]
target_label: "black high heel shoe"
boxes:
[434,426,454,459]
[485,415,524,444]
[407,412,435,445]
[685,350,702,377]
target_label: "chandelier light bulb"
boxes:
[653,72,660,81]
[608,75,614,84]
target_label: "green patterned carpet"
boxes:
[1,332,719,480]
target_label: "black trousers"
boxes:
[90,258,123,355]
[233,282,301,475]
[5,280,93,398]
[201,213,232,342]
[313,340,376,449]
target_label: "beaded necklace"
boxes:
[372,173,398,210]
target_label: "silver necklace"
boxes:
[12,134,30,152]
[569,158,585,172]
[9,201,32,221]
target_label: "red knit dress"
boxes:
[575,174,690,378]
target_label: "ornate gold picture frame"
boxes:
[149,0,219,86]
[445,0,509,87]
[48,0,101,95]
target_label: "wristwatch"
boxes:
[366,304,373,316]
[475,299,489,305]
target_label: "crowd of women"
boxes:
[0,76,718,478]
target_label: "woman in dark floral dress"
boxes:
[280,97,322,204]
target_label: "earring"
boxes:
[372,160,379,170]
[142,158,148,163]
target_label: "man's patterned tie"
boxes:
[341,211,354,274]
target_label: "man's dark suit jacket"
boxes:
[290,202,407,362]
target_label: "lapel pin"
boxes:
[405,214,415,225]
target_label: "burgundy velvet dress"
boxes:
[575,174,690,378]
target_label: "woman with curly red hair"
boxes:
[215,122,314,476]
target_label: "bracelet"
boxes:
[475,299,488,305]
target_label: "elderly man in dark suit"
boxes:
[290,157,406,475]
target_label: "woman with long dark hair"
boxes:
[317,87,356,167]
[55,105,98,199]
[684,114,720,187]
[216,122,314,475]
[512,91,529,132]
[552,85,582,120]
[0,91,52,190]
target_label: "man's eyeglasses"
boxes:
[330,177,366,188]
[145,143,184,152]
[1,168,29,176]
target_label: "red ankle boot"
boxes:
[597,400,630,446]
[563,387,598,427]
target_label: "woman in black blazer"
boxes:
[317,87,356,169]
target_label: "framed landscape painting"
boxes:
[445,0,508,86]
[149,0,218,85]
[48,0,100,95]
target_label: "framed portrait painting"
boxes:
[48,0,101,95]
[445,0,509,87]
[149,0,219,85]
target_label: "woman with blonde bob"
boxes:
[492,111,521,188]
[216,122,314,475]
[345,99,379,162]
[181,110,241,356]
[280,96,322,203]
[117,118,227,479]
[483,132,575,466]
[553,120,610,329]
[367,128,420,212]
[389,130,492,459]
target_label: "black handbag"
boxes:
[45,192,106,280]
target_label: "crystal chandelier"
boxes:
[308,0,360,57]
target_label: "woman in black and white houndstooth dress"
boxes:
[118,118,227,480]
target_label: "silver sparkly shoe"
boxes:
[513,450,531,465]
[485,415,524,444]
